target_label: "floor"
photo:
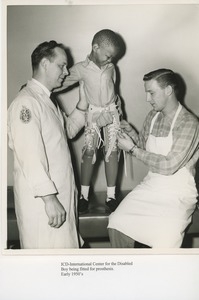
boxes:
[192,237,199,248]
[7,237,199,250]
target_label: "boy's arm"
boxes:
[115,94,123,118]
[112,67,123,118]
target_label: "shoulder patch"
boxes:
[20,106,32,123]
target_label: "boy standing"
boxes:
[59,29,124,213]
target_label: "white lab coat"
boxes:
[108,104,198,248]
[8,79,85,249]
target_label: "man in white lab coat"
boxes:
[7,40,113,249]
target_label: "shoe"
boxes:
[78,195,89,214]
[105,198,119,212]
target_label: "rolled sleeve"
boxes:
[33,180,57,197]
[134,116,199,175]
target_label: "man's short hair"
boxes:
[31,40,65,71]
[143,69,179,97]
[92,29,121,54]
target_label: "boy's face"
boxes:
[92,43,118,68]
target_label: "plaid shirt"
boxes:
[131,105,199,175]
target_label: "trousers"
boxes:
[108,228,135,248]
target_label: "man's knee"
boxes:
[108,228,135,248]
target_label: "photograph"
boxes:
[1,0,199,299]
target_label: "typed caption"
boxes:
[60,260,134,277]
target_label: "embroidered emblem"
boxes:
[20,106,32,123]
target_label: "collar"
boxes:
[83,55,112,70]
[82,55,95,68]
[32,78,51,97]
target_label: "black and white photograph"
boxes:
[1,0,199,299]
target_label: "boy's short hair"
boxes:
[92,29,121,53]
[31,40,65,71]
[143,69,179,97]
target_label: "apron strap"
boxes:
[149,103,182,134]
[149,112,160,134]
[170,103,182,131]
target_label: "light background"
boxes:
[7,3,199,192]
[1,1,199,299]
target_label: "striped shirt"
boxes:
[131,105,199,175]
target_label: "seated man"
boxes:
[108,68,199,248]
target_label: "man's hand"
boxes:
[120,119,138,140]
[76,81,88,111]
[117,131,135,152]
[42,194,66,228]
[96,111,113,128]
[120,119,134,133]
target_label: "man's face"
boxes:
[92,43,117,68]
[46,47,68,90]
[144,79,168,112]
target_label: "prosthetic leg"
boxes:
[78,103,121,214]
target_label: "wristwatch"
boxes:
[129,145,137,155]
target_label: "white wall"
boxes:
[7,4,199,192]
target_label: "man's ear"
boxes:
[165,85,173,96]
[40,57,49,71]
[92,43,100,53]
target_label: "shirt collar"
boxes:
[32,78,51,97]
[83,55,92,67]
[84,55,111,70]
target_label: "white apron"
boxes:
[108,104,198,247]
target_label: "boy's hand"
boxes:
[96,111,113,128]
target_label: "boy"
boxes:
[59,29,124,213]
